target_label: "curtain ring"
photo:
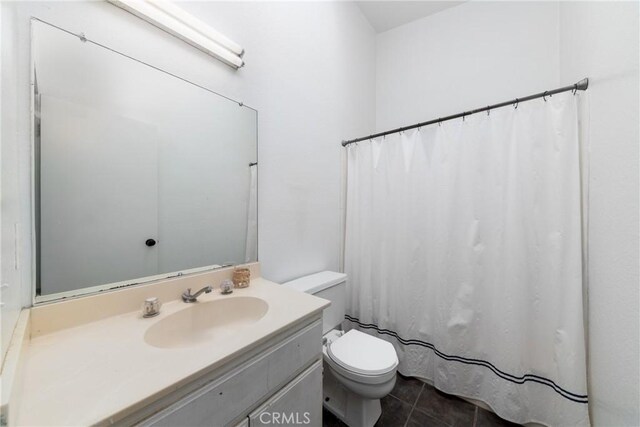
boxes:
[462,112,466,122]
[572,84,578,95]
[438,118,442,127]
[543,91,548,102]
[514,98,519,109]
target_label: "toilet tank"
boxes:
[283,271,347,334]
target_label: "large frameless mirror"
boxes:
[32,19,258,302]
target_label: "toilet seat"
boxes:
[327,330,398,377]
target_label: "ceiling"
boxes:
[356,1,466,33]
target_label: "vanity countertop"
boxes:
[13,277,329,426]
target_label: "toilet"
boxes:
[283,271,398,427]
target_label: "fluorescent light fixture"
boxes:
[151,0,244,56]
[108,0,244,69]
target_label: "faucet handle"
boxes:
[143,297,161,318]
[220,280,233,295]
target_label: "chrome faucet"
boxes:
[182,286,213,303]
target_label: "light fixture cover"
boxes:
[108,0,245,69]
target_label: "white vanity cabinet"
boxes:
[130,317,323,427]
[248,360,322,426]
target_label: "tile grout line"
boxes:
[402,381,425,427]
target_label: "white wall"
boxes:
[374,1,639,425]
[559,2,639,425]
[375,1,560,131]
[0,1,375,356]
[1,3,24,365]
[177,2,376,283]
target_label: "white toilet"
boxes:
[283,271,398,427]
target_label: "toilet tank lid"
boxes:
[282,271,347,294]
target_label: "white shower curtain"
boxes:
[344,92,589,426]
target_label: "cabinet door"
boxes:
[133,321,322,427]
[249,360,322,427]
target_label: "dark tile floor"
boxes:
[322,374,522,427]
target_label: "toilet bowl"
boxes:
[283,272,399,427]
[322,329,398,426]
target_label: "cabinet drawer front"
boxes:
[138,319,322,427]
[249,360,322,427]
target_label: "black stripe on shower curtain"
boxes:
[344,315,588,404]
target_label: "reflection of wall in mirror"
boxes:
[35,21,257,296]
[40,95,159,295]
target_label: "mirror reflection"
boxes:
[33,21,258,299]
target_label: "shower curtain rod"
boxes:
[341,78,589,147]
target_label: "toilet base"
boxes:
[323,363,382,427]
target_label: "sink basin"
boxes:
[144,296,269,349]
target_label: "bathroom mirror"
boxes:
[32,20,257,301]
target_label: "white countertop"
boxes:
[14,278,329,426]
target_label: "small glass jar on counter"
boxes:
[232,267,251,288]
